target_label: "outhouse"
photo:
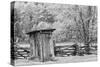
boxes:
[26,29,55,62]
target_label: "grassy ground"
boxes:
[15,55,97,66]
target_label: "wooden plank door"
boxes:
[39,33,51,62]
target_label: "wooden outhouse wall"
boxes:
[27,29,55,62]
[29,33,54,61]
[29,35,35,57]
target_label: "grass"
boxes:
[15,55,97,66]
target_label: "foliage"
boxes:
[12,2,97,45]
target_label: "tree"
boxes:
[74,6,97,54]
[13,2,56,42]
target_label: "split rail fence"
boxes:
[14,43,97,59]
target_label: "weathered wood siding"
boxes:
[29,35,35,57]
[27,29,55,61]
[35,33,54,61]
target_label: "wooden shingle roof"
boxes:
[26,29,55,35]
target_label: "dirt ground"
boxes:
[15,55,97,66]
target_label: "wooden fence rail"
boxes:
[55,45,97,57]
[14,43,31,59]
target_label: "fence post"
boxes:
[72,43,80,56]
